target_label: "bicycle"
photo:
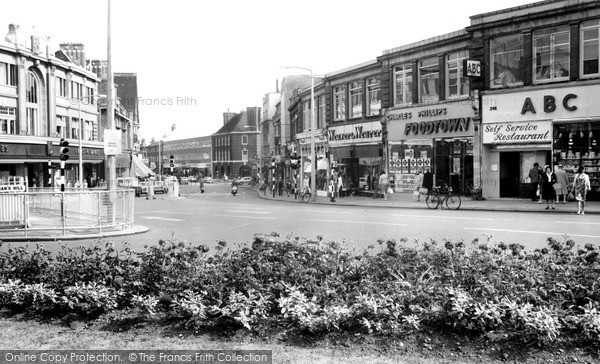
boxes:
[426,184,462,210]
[298,186,311,203]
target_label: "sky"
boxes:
[1,0,538,142]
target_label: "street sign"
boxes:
[463,59,482,77]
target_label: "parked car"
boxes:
[179,177,189,185]
[116,177,142,197]
[189,176,198,183]
[237,176,252,185]
[203,177,214,184]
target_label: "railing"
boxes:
[0,189,135,237]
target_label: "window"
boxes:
[446,51,470,98]
[582,20,600,77]
[57,77,67,97]
[534,26,570,82]
[1,107,16,135]
[70,81,82,99]
[318,95,325,129]
[26,72,39,136]
[303,101,311,130]
[366,77,381,116]
[56,115,66,138]
[490,34,525,87]
[242,149,248,162]
[333,85,346,121]
[242,135,248,145]
[349,81,363,118]
[393,65,412,105]
[86,86,95,103]
[85,120,92,140]
[419,58,439,103]
[71,118,79,139]
[0,63,16,86]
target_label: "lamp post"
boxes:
[77,95,97,188]
[283,66,316,201]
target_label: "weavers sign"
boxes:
[482,121,552,144]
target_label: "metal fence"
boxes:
[0,189,135,237]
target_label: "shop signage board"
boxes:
[482,121,552,144]
[385,103,475,142]
[104,130,122,156]
[482,84,600,123]
[327,122,382,147]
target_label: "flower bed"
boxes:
[0,236,599,346]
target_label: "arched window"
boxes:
[26,72,39,136]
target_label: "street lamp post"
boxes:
[77,95,96,188]
[283,66,316,201]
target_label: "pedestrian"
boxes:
[293,174,298,199]
[303,174,311,197]
[414,170,424,202]
[572,165,591,215]
[272,176,276,198]
[329,171,338,203]
[278,176,284,196]
[372,171,379,199]
[540,165,556,210]
[554,164,568,203]
[199,173,205,193]
[146,175,156,200]
[338,173,344,198]
[422,168,433,194]
[285,177,292,197]
[379,171,390,200]
[528,162,542,203]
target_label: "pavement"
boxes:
[248,185,600,215]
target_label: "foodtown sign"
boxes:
[327,122,382,146]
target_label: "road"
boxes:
[46,183,600,253]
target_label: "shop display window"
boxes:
[553,122,600,199]
[490,34,525,88]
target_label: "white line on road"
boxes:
[554,221,600,225]
[311,219,406,226]
[213,214,276,220]
[464,227,600,239]
[393,214,494,221]
[141,216,184,222]
[224,210,272,214]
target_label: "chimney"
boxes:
[223,112,235,125]
[246,107,259,128]
[59,43,86,68]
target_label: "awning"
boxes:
[131,155,155,178]
[303,159,329,173]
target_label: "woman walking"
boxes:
[554,164,568,203]
[540,165,557,210]
[379,171,390,200]
[572,166,591,215]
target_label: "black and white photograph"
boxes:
[1,0,600,363]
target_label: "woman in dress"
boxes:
[554,164,569,203]
[572,166,591,215]
[540,165,557,210]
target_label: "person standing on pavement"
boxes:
[422,168,433,195]
[199,174,205,193]
[540,165,557,210]
[338,173,344,198]
[528,162,542,202]
[414,171,424,202]
[146,175,156,200]
[329,170,338,203]
[554,164,568,204]
[572,165,591,215]
[372,170,379,199]
[379,171,390,200]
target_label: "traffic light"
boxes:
[169,155,175,168]
[59,138,69,161]
[290,153,300,169]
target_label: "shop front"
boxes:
[482,84,600,200]
[0,139,105,188]
[292,130,328,195]
[385,103,476,194]
[327,121,382,195]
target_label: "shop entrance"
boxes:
[499,152,521,198]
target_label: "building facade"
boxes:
[469,0,600,200]
[212,107,260,179]
[0,26,103,188]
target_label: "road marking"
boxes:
[311,219,406,226]
[141,216,184,222]
[213,214,276,220]
[393,214,493,221]
[224,210,272,214]
[464,227,600,239]
[554,221,600,225]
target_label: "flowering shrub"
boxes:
[1,235,600,346]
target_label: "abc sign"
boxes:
[462,59,481,78]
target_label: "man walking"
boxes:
[528,162,542,202]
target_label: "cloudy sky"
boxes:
[2,0,536,142]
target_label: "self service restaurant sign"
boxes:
[482,121,552,144]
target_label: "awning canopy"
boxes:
[131,155,155,178]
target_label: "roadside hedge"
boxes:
[0,235,599,346]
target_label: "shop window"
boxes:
[533,26,570,83]
[393,64,412,105]
[446,51,470,98]
[317,95,325,129]
[490,34,525,88]
[581,19,600,78]
[419,58,439,103]
[366,77,381,116]
[333,85,346,121]
[350,81,362,119]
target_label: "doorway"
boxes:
[499,152,521,197]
